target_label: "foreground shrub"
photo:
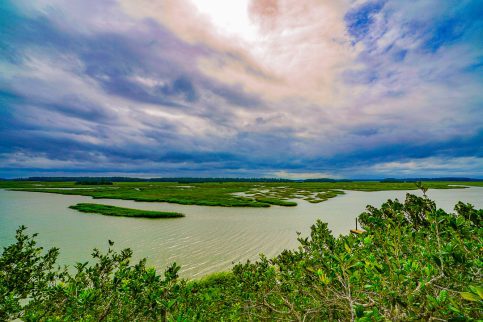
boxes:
[1,193,481,320]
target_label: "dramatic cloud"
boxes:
[1,0,482,178]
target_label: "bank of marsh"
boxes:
[3,180,481,208]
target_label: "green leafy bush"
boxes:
[1,193,481,320]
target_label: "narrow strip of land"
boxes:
[69,203,184,218]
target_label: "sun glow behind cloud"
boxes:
[189,0,258,42]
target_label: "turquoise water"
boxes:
[1,187,481,278]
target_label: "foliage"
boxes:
[1,194,482,320]
[0,226,60,321]
[69,203,185,218]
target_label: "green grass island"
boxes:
[69,203,184,218]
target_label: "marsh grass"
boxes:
[3,180,479,208]
[69,203,184,218]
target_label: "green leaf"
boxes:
[363,236,372,245]
[167,299,177,309]
[344,243,352,254]
[437,290,448,303]
[460,292,480,302]
[469,286,483,299]
[448,305,461,313]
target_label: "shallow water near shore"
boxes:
[1,187,482,278]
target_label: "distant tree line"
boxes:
[380,177,482,183]
[6,176,482,183]
[10,177,334,183]
[304,178,354,182]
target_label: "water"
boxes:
[0,187,482,278]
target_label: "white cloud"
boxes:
[370,157,483,177]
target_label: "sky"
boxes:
[0,0,482,179]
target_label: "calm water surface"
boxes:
[1,187,481,278]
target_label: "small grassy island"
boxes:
[69,203,184,218]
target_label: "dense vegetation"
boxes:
[75,179,113,185]
[1,192,481,320]
[69,203,184,218]
[12,177,296,183]
[2,180,481,208]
